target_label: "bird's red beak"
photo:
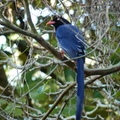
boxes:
[46,21,55,25]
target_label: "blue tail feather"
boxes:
[76,58,84,120]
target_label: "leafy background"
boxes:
[0,0,120,120]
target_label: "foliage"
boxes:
[0,0,120,120]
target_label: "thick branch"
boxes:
[0,30,14,35]
[0,19,75,70]
[85,62,120,76]
[0,19,120,77]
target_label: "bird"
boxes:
[46,16,86,120]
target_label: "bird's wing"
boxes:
[56,24,85,59]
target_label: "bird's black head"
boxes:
[46,16,71,30]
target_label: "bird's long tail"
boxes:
[76,57,84,120]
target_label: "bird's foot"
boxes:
[59,51,65,58]
[74,61,77,65]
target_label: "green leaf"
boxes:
[93,90,104,99]
[115,91,120,98]
[37,84,45,94]
[110,48,120,65]
[64,67,76,82]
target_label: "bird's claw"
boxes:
[59,51,65,58]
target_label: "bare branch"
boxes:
[0,0,13,8]
[23,0,37,33]
[0,94,41,114]
[0,9,120,78]
[41,82,76,120]
[85,62,120,76]
[0,30,14,35]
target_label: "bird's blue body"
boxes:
[47,17,86,120]
[56,24,85,120]
[56,24,85,59]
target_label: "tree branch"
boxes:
[23,0,37,33]
[0,30,14,35]
[0,18,75,70]
[0,94,41,114]
[0,18,120,77]
[41,82,76,120]
[0,0,13,8]
[85,62,120,76]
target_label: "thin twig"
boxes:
[41,82,76,120]
[0,0,13,8]
[57,90,76,119]
[23,0,37,33]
